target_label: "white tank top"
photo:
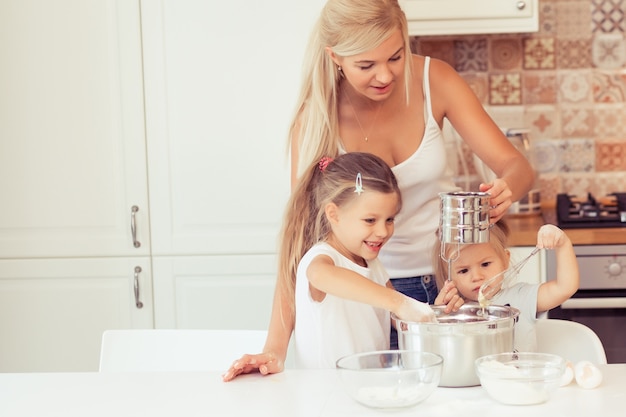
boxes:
[341,56,459,278]
[293,242,390,368]
[382,57,459,278]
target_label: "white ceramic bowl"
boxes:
[335,350,443,409]
[475,352,566,405]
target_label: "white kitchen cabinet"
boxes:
[141,0,324,256]
[400,0,539,36]
[0,0,150,259]
[140,0,322,328]
[0,0,153,372]
[0,258,153,372]
[0,0,324,372]
[152,255,276,329]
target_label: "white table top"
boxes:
[1,364,624,417]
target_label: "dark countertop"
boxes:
[507,207,626,247]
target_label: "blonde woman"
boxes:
[223,0,533,381]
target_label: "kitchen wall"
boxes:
[412,0,626,203]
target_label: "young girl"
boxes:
[288,152,445,368]
[235,152,440,373]
[434,221,579,352]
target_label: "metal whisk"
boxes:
[478,247,541,309]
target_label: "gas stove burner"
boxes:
[556,192,626,228]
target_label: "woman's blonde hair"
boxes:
[278,152,401,314]
[432,220,511,291]
[288,0,412,178]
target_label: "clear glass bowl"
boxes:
[475,352,566,405]
[335,350,443,409]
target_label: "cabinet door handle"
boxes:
[516,1,526,10]
[130,206,141,248]
[134,266,144,309]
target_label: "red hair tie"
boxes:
[318,156,333,171]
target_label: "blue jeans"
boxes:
[389,275,438,349]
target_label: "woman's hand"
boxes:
[434,280,464,313]
[479,178,513,223]
[222,352,284,382]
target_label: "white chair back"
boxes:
[99,329,267,372]
[535,319,607,364]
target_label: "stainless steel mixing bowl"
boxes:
[394,304,520,387]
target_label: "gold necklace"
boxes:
[345,92,382,142]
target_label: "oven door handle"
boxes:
[561,297,626,309]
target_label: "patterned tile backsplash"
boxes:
[412,0,626,202]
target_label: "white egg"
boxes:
[560,361,574,386]
[574,361,603,389]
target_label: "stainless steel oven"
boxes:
[547,244,626,363]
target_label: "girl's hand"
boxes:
[479,179,513,223]
[535,223,578,312]
[395,295,437,323]
[434,280,464,313]
[221,352,284,382]
[536,224,569,249]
